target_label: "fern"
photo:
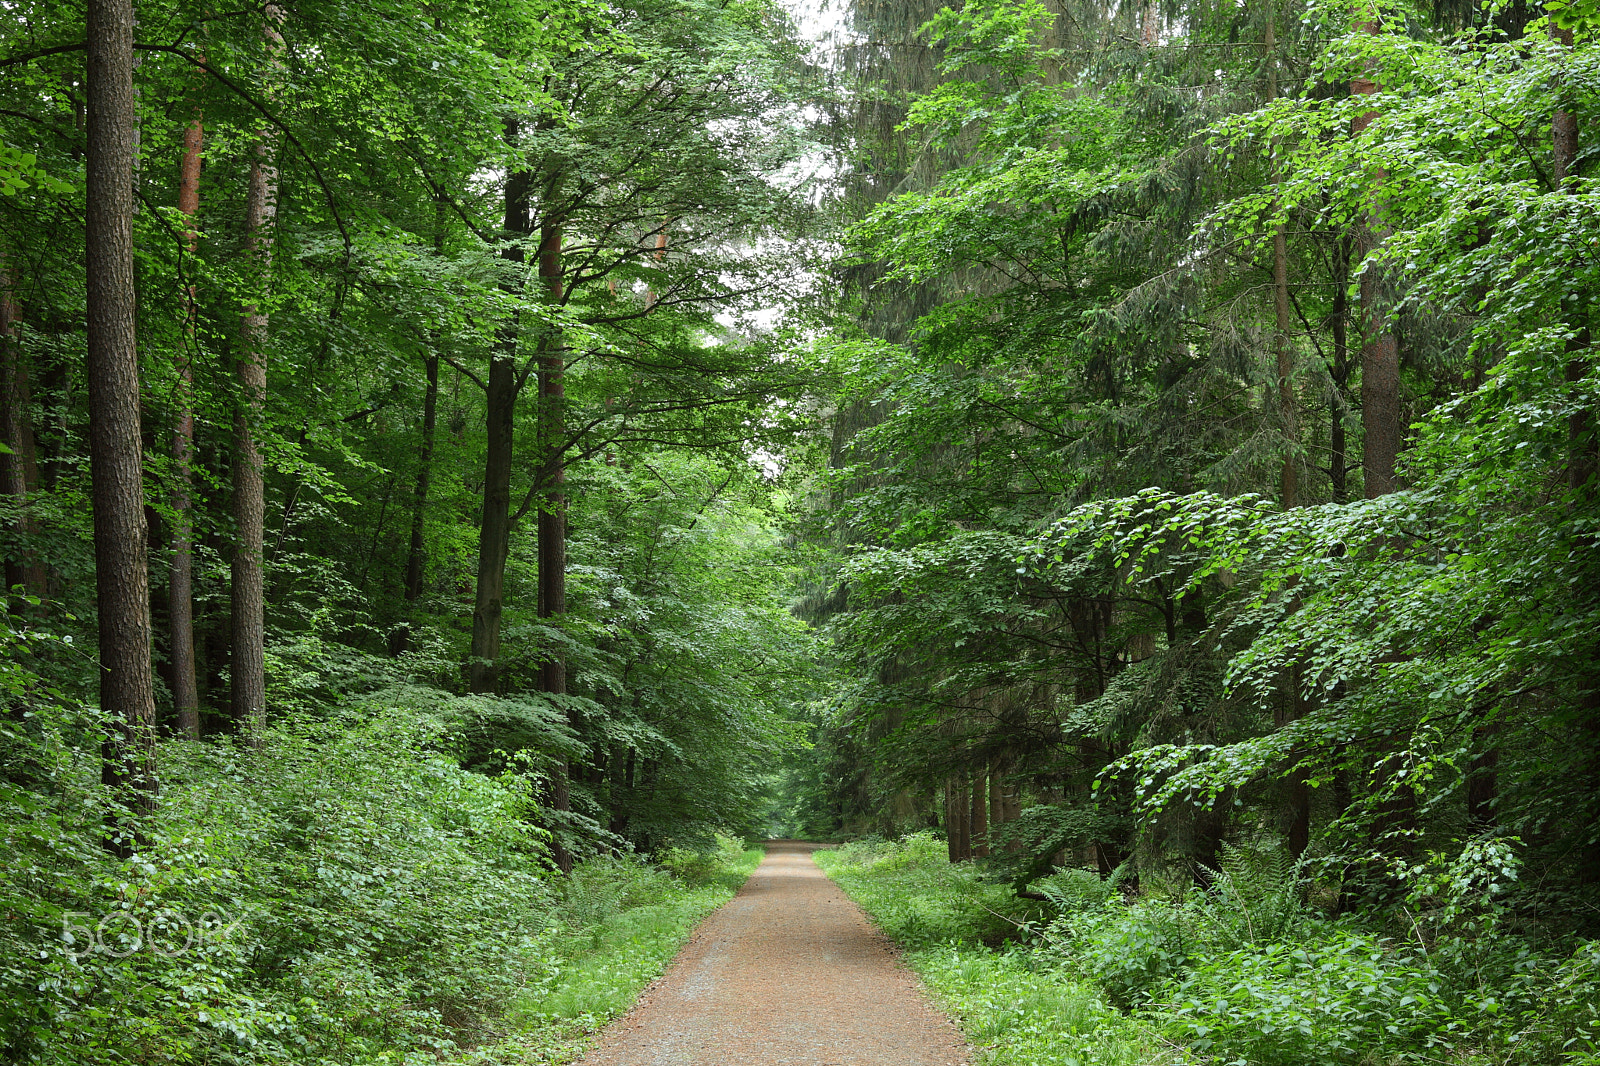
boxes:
[1190,840,1304,949]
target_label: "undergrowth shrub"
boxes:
[1162,928,1457,1065]
[0,660,762,1066]
[816,831,1029,948]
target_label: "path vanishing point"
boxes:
[578,841,973,1066]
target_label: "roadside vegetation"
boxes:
[819,834,1600,1066]
[1,684,760,1066]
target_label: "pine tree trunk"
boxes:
[466,144,530,694]
[952,774,971,861]
[1267,0,1297,508]
[989,763,1004,843]
[231,8,282,742]
[1330,239,1351,503]
[171,112,202,738]
[970,767,988,857]
[1352,18,1400,499]
[87,0,157,850]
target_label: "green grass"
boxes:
[467,839,764,1065]
[816,835,1181,1066]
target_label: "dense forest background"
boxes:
[2,0,1598,1058]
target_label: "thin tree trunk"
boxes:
[87,0,157,851]
[466,134,530,694]
[391,202,446,656]
[1330,239,1351,503]
[231,8,282,742]
[1267,0,1297,508]
[952,774,971,861]
[971,766,988,857]
[1352,16,1400,499]
[170,111,202,738]
[946,777,961,862]
[1,258,46,600]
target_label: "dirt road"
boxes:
[578,841,972,1066]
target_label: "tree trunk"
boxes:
[1330,238,1351,503]
[970,766,988,857]
[951,774,971,861]
[1267,0,1297,508]
[231,8,282,742]
[392,353,438,654]
[87,0,157,851]
[467,121,530,695]
[536,214,573,873]
[170,111,202,738]
[946,777,961,862]
[1352,18,1400,499]
[392,202,446,657]
[0,257,46,600]
[1466,725,1498,829]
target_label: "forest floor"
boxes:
[576,841,973,1066]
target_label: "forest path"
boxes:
[577,841,972,1066]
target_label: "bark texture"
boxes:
[970,767,988,857]
[536,216,573,873]
[1352,17,1401,500]
[1266,1,1297,508]
[231,8,283,741]
[171,112,203,738]
[87,0,158,846]
[466,143,530,695]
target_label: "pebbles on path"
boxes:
[577,841,973,1066]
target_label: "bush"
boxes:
[1162,927,1457,1065]
[1052,897,1191,1008]
[1,679,762,1066]
[817,831,1029,949]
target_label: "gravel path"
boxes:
[578,841,973,1066]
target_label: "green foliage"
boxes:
[916,948,1177,1066]
[818,835,1177,1065]
[815,832,1031,949]
[0,616,762,1065]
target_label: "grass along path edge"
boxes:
[815,841,1184,1066]
[464,840,765,1065]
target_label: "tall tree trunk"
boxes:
[466,135,530,694]
[170,111,202,738]
[952,774,971,861]
[1,257,46,599]
[392,201,446,656]
[87,0,157,851]
[392,353,438,654]
[1352,15,1400,499]
[970,766,988,857]
[1267,0,1297,508]
[536,212,572,873]
[1330,238,1351,503]
[1267,0,1312,837]
[231,8,282,742]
